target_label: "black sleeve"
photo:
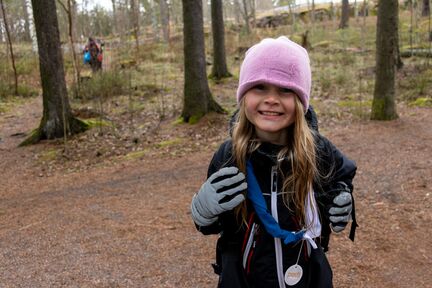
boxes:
[314,134,357,250]
[314,134,357,193]
[195,140,235,235]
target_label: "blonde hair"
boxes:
[232,96,318,228]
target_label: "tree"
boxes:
[22,0,87,145]
[22,0,31,42]
[0,0,18,95]
[181,0,223,123]
[159,0,170,43]
[111,0,118,34]
[339,0,350,29]
[0,10,3,43]
[210,0,231,79]
[422,0,430,17]
[57,0,81,97]
[240,0,251,33]
[130,0,140,53]
[371,0,399,120]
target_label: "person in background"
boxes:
[83,37,103,72]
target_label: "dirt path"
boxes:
[0,100,431,287]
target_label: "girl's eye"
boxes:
[280,88,293,94]
[252,84,266,91]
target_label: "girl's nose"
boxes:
[264,93,279,104]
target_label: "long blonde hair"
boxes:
[232,96,318,228]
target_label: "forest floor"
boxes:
[0,95,431,288]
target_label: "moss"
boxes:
[188,115,201,124]
[123,150,148,160]
[156,138,183,148]
[80,118,114,128]
[337,100,372,108]
[18,129,40,147]
[371,98,398,120]
[410,97,432,107]
[39,149,59,161]
[172,117,185,125]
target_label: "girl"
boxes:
[191,37,357,288]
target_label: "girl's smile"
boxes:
[244,83,296,145]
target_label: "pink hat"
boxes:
[236,36,311,112]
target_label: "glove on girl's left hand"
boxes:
[328,184,352,233]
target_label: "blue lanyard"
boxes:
[246,160,304,245]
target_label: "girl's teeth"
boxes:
[262,111,279,116]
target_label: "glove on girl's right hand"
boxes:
[191,167,247,227]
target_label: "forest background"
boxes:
[0,0,431,287]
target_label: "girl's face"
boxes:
[244,83,296,145]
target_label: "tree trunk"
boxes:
[234,0,241,25]
[241,0,250,34]
[23,0,87,145]
[422,0,430,17]
[150,0,160,41]
[0,0,18,95]
[111,0,117,35]
[311,0,315,25]
[22,0,32,42]
[0,11,3,43]
[339,0,350,29]
[181,0,223,123]
[210,0,231,79]
[130,0,140,53]
[250,0,256,28]
[371,0,399,120]
[57,0,81,97]
[159,0,170,43]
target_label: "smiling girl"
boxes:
[191,37,357,288]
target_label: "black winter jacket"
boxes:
[196,135,357,288]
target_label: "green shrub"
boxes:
[72,70,126,100]
[15,55,39,75]
[0,82,13,98]
[17,85,39,97]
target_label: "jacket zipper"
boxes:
[271,165,285,288]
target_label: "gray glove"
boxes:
[191,167,247,226]
[329,186,352,233]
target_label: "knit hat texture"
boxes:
[236,36,311,112]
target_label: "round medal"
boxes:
[285,264,303,286]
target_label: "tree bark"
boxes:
[0,0,18,95]
[371,0,399,120]
[234,0,241,25]
[57,0,81,97]
[159,0,170,43]
[130,0,140,53]
[339,0,350,29]
[0,11,3,43]
[240,0,250,34]
[210,0,231,79]
[22,0,32,42]
[111,0,117,35]
[23,0,87,145]
[422,0,430,17]
[181,0,223,123]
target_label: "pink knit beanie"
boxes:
[236,36,311,112]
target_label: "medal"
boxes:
[285,240,304,286]
[285,264,303,286]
